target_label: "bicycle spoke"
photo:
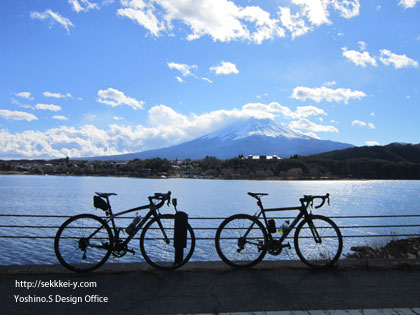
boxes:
[55,214,112,272]
[215,214,267,268]
[294,216,342,269]
[140,214,195,270]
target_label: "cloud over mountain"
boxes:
[0,101,335,159]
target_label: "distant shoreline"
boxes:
[1,171,418,181]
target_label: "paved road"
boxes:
[1,261,420,314]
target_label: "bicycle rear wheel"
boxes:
[54,214,112,272]
[140,214,195,270]
[215,214,267,268]
[294,215,343,269]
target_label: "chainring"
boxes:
[267,240,283,256]
[112,240,128,258]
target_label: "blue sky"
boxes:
[1,0,419,159]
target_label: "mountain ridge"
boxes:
[83,118,354,161]
[310,142,420,163]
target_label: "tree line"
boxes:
[2,155,420,179]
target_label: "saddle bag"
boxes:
[93,196,109,211]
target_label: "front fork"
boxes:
[307,218,322,244]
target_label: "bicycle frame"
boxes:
[246,198,320,244]
[88,196,169,248]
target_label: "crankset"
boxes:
[112,240,135,258]
[267,240,291,256]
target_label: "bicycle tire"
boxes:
[294,215,343,269]
[54,213,113,272]
[140,214,195,270]
[215,214,268,268]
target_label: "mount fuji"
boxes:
[90,118,354,160]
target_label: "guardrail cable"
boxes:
[0,214,419,240]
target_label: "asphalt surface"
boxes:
[1,260,420,315]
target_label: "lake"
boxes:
[0,175,419,266]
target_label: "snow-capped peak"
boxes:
[203,118,311,141]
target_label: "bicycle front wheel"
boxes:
[140,214,195,270]
[215,214,267,268]
[54,214,112,272]
[294,215,343,269]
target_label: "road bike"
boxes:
[215,192,342,269]
[55,191,195,272]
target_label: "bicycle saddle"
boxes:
[95,192,117,198]
[247,192,269,199]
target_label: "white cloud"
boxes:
[15,92,34,100]
[366,141,380,146]
[201,77,213,83]
[303,131,321,139]
[167,62,197,77]
[399,0,420,8]
[278,7,311,39]
[352,120,375,129]
[342,47,377,67]
[113,116,124,120]
[358,41,367,51]
[379,49,419,69]
[279,0,360,38]
[323,81,336,87]
[0,125,132,159]
[116,0,362,42]
[0,101,334,158]
[35,104,62,112]
[69,0,99,13]
[0,110,38,121]
[330,0,360,19]
[290,0,330,26]
[18,104,36,110]
[43,91,72,99]
[352,120,366,127]
[118,0,166,37]
[289,118,339,133]
[52,115,69,121]
[175,76,185,83]
[370,112,375,116]
[242,102,326,119]
[117,0,285,43]
[210,61,239,75]
[291,86,367,103]
[97,88,145,110]
[30,10,74,34]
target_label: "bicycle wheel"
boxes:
[54,214,112,272]
[294,215,343,269]
[140,214,195,270]
[215,214,267,268]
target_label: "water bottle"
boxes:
[126,214,141,235]
[279,220,290,235]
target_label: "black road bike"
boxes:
[55,191,195,272]
[215,192,343,269]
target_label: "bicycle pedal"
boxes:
[127,248,135,255]
[281,242,291,249]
